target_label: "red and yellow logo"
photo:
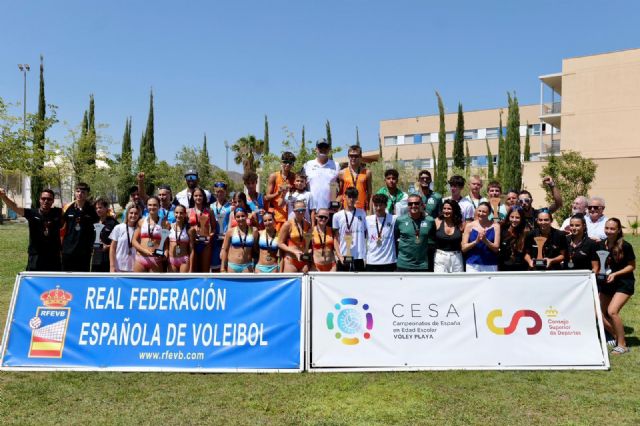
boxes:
[486,309,542,335]
[28,287,73,358]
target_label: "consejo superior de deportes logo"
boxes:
[486,308,542,335]
[326,298,373,345]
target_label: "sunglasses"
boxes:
[282,160,294,165]
[348,154,360,159]
[40,197,54,202]
[316,215,329,220]
[185,175,198,181]
[408,202,421,206]
[518,198,532,204]
[588,205,603,210]
[213,182,226,188]
[294,208,306,213]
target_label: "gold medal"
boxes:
[75,224,81,231]
[376,238,382,246]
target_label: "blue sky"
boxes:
[2,1,639,171]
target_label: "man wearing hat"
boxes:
[174,169,211,209]
[303,138,340,213]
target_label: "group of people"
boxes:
[0,138,635,355]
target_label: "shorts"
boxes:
[433,250,464,273]
[465,263,498,273]
[27,254,62,272]
[255,263,280,273]
[598,278,635,296]
[365,263,396,272]
[170,255,190,268]
[210,238,223,268]
[314,262,336,272]
[227,261,254,273]
[136,254,164,269]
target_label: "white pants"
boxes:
[465,263,498,273]
[433,250,464,273]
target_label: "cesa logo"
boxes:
[326,298,373,345]
[486,309,542,335]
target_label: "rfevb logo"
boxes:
[326,298,373,345]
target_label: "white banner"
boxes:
[309,272,609,371]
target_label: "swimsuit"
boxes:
[313,226,335,271]
[227,261,254,273]
[286,219,312,271]
[255,263,280,273]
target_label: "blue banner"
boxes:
[1,274,303,371]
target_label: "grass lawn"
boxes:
[0,222,638,425]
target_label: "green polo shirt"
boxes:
[376,186,407,214]
[394,213,435,270]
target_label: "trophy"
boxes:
[490,198,501,222]
[93,223,105,249]
[533,236,548,269]
[596,250,611,280]
[329,181,340,211]
[343,233,354,264]
[154,229,170,256]
[197,214,210,243]
[301,230,313,262]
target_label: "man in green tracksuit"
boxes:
[394,194,435,272]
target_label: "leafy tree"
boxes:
[435,91,448,193]
[453,102,465,169]
[174,146,236,192]
[31,55,47,207]
[524,121,531,161]
[540,150,597,223]
[232,134,264,174]
[263,115,270,155]
[486,139,494,180]
[497,109,504,180]
[502,92,521,191]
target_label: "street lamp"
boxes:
[17,64,30,132]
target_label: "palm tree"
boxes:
[232,134,264,174]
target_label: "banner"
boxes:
[309,272,608,370]
[1,273,303,372]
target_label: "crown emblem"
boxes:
[545,306,558,317]
[40,286,73,307]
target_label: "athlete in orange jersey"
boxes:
[338,145,372,211]
[265,151,296,231]
[278,200,312,272]
[311,208,337,271]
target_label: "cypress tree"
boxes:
[81,110,88,138]
[299,126,307,160]
[325,120,332,147]
[435,91,448,193]
[144,90,155,162]
[199,133,211,183]
[263,115,270,155]
[138,89,156,187]
[356,126,360,146]
[430,143,437,189]
[486,139,494,180]
[465,141,471,177]
[503,92,522,190]
[378,133,383,161]
[87,94,96,168]
[31,55,46,207]
[524,121,531,161]
[301,125,305,146]
[453,102,465,169]
[117,117,133,208]
[497,109,504,181]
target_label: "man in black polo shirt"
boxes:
[62,182,98,272]
[0,187,63,271]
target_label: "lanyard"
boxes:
[316,225,327,253]
[265,230,276,251]
[411,218,421,241]
[294,219,305,248]
[174,224,185,243]
[126,225,134,250]
[238,226,248,248]
[344,210,356,233]
[375,214,387,240]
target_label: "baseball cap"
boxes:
[316,138,330,148]
[184,169,198,178]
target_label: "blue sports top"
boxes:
[466,226,498,266]
[258,230,279,251]
[231,227,255,248]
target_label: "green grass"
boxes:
[0,222,639,425]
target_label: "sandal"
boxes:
[607,339,617,348]
[610,346,630,355]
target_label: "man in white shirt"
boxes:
[365,194,397,271]
[464,175,487,212]
[445,175,475,222]
[586,196,607,241]
[560,196,588,232]
[303,139,340,211]
[174,169,211,209]
[332,187,367,271]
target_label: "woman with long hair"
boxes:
[91,197,118,272]
[498,207,530,271]
[311,208,337,271]
[109,203,140,272]
[132,196,169,272]
[524,209,566,270]
[596,218,635,355]
[188,187,215,273]
[255,211,280,273]
[462,201,501,272]
[168,204,196,273]
[433,199,465,273]
[230,192,258,228]
[220,208,258,273]
[278,200,313,273]
[564,213,598,271]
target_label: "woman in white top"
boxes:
[109,203,140,272]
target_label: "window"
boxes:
[413,134,422,144]
[528,124,541,136]
[419,158,432,169]
[384,136,397,146]
[475,156,488,167]
[446,132,455,142]
[430,133,438,143]
[463,130,477,140]
[486,128,499,139]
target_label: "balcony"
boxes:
[540,102,561,128]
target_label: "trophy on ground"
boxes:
[329,181,340,211]
[154,229,171,256]
[196,215,210,243]
[301,230,313,262]
[93,223,105,249]
[343,233,354,265]
[533,236,548,269]
[596,250,611,280]
[490,198,501,222]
